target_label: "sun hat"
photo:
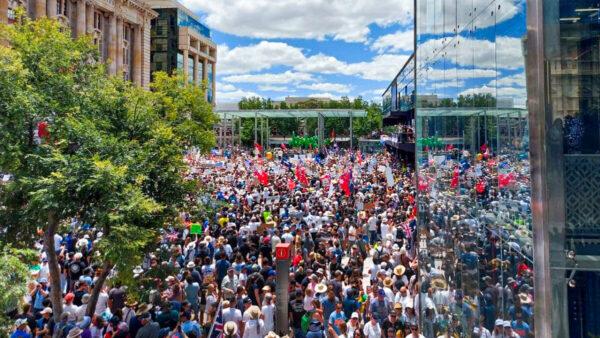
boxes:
[66,327,83,338]
[383,277,393,287]
[224,321,238,335]
[315,283,327,294]
[503,320,512,328]
[186,261,196,268]
[393,265,406,276]
[351,312,359,319]
[135,303,153,316]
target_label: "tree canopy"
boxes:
[0,16,217,319]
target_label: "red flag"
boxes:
[37,121,50,140]
[287,178,296,191]
[476,180,486,193]
[450,167,459,188]
[254,142,263,152]
[418,178,428,192]
[254,170,269,186]
[281,143,287,150]
[296,166,308,186]
[339,171,351,197]
[446,144,454,151]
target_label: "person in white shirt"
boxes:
[75,294,90,322]
[261,294,275,333]
[62,293,79,322]
[221,300,242,331]
[94,289,109,316]
[363,316,382,338]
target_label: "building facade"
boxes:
[147,0,216,104]
[0,0,158,88]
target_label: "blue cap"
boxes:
[378,289,385,296]
[268,270,277,277]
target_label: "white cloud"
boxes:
[181,0,413,43]
[417,0,520,35]
[308,93,340,99]
[345,54,411,81]
[418,36,524,70]
[258,85,290,92]
[217,41,305,75]
[371,29,413,53]
[219,83,237,91]
[223,71,316,84]
[491,72,525,87]
[299,82,351,94]
[421,67,498,81]
[217,88,261,103]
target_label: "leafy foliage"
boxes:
[0,247,36,325]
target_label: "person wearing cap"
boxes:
[347,312,361,337]
[261,293,275,333]
[11,318,30,338]
[221,266,239,296]
[492,318,505,338]
[382,304,405,336]
[67,253,86,292]
[35,307,55,338]
[503,320,520,338]
[63,293,79,322]
[369,289,391,327]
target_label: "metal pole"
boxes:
[260,117,264,150]
[254,112,258,145]
[317,113,324,149]
[266,118,269,150]
[238,117,242,146]
[349,111,354,150]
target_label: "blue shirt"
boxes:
[321,298,337,328]
[216,259,231,282]
[11,329,31,338]
[328,311,346,335]
[181,320,202,337]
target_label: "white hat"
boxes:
[186,261,196,268]
[40,307,53,315]
[495,319,504,326]
[503,320,512,328]
[351,312,359,319]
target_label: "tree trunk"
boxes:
[44,211,63,322]
[85,260,113,317]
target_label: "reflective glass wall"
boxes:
[415,0,533,336]
[527,0,600,337]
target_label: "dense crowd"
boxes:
[8,144,534,338]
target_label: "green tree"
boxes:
[0,247,36,329]
[0,17,216,320]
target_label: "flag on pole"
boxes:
[208,301,223,338]
[450,167,459,188]
[287,178,296,191]
[254,142,263,153]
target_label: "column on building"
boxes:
[86,2,94,34]
[193,54,199,86]
[211,61,216,104]
[202,46,208,99]
[76,0,86,37]
[0,0,8,24]
[182,49,189,84]
[46,0,57,18]
[35,0,47,19]
[108,14,117,75]
[133,24,142,85]
[116,17,123,76]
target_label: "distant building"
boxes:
[147,0,216,104]
[0,0,157,87]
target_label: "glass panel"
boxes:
[416,0,532,336]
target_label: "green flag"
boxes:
[190,223,203,235]
[263,211,271,222]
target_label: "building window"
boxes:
[93,11,104,59]
[56,0,68,17]
[122,24,131,81]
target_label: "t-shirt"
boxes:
[184,282,200,305]
[289,300,306,329]
[222,307,242,326]
[10,329,31,338]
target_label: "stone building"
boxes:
[0,0,158,88]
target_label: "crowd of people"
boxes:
[8,142,535,338]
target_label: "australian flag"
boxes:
[208,302,224,338]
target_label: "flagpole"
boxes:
[207,301,222,338]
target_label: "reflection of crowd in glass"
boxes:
[8,144,533,338]
[417,146,534,337]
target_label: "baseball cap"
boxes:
[64,293,75,302]
[377,289,385,296]
[503,321,512,328]
[495,319,504,326]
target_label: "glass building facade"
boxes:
[410,0,600,336]
[414,0,534,336]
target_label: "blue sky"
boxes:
[179,0,528,108]
[179,0,415,106]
